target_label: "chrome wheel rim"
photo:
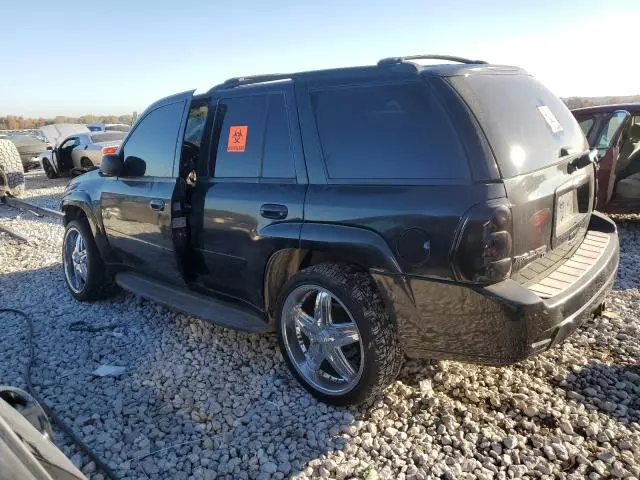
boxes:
[63,226,88,293]
[281,285,364,395]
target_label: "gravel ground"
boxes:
[0,190,639,479]
[18,169,69,210]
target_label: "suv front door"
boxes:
[100,92,192,284]
[55,137,79,172]
[593,110,631,207]
[189,82,307,310]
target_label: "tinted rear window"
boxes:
[311,83,470,182]
[90,132,125,143]
[450,74,587,178]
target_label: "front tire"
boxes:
[276,263,403,405]
[62,219,115,301]
[43,158,58,179]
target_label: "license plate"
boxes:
[555,191,576,236]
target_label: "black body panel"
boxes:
[190,180,305,310]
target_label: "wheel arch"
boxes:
[61,194,100,235]
[263,223,403,321]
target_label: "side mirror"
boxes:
[46,146,53,151]
[100,154,123,176]
[121,156,146,177]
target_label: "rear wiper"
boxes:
[566,149,597,174]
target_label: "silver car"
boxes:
[41,131,125,179]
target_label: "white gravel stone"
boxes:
[1,182,640,480]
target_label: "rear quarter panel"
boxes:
[303,183,506,279]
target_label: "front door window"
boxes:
[596,111,629,152]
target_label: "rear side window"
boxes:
[311,83,470,182]
[450,74,588,178]
[213,93,295,179]
[121,102,184,177]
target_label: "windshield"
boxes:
[5,134,44,147]
[450,74,587,178]
[90,132,125,143]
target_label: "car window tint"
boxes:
[213,95,267,178]
[122,101,184,177]
[213,93,296,179]
[262,94,295,178]
[578,117,594,136]
[184,105,209,147]
[596,112,627,150]
[311,83,469,181]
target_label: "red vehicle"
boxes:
[572,104,640,213]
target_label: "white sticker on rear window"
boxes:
[537,105,563,133]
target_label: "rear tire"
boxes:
[0,139,25,196]
[276,263,403,405]
[62,218,117,301]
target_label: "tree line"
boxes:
[562,95,640,110]
[2,95,640,130]
[0,114,136,131]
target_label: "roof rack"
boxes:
[377,54,488,67]
[210,73,293,91]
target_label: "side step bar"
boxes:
[115,272,273,333]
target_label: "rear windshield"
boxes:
[90,132,125,143]
[450,74,587,178]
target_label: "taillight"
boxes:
[452,200,513,284]
[102,146,118,155]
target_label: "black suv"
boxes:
[61,55,619,405]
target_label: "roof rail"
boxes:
[210,73,293,91]
[377,54,488,67]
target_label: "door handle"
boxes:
[149,199,165,211]
[260,204,288,220]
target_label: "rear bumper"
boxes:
[374,211,619,364]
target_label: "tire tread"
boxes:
[0,139,25,196]
[277,263,403,405]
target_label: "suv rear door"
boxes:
[188,81,307,309]
[100,91,192,284]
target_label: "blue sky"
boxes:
[1,0,639,116]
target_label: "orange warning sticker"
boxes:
[227,125,248,152]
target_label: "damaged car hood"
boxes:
[39,124,90,147]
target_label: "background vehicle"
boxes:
[61,55,619,405]
[572,104,640,212]
[40,127,124,178]
[87,123,131,133]
[2,133,48,170]
[0,139,25,196]
[0,386,85,480]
